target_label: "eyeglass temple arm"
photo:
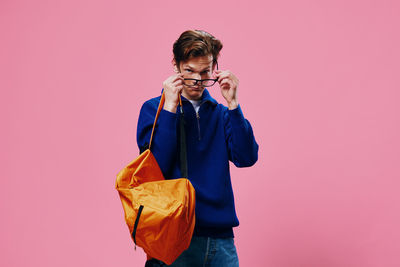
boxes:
[214,60,219,71]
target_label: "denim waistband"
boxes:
[192,225,234,238]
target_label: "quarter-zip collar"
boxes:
[179,89,217,141]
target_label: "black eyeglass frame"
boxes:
[180,60,219,87]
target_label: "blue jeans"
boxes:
[146,236,239,267]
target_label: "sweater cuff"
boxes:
[227,104,246,127]
[157,108,179,132]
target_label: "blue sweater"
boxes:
[136,89,259,238]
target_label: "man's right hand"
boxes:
[162,73,184,113]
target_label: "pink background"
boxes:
[1,0,399,266]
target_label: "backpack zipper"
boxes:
[132,205,144,250]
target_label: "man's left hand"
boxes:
[215,69,239,110]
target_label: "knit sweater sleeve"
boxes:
[224,104,259,167]
[136,98,179,177]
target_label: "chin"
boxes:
[185,88,204,100]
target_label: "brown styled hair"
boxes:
[173,30,223,70]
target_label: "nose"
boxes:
[192,72,201,80]
[191,71,201,80]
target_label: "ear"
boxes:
[172,59,179,73]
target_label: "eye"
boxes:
[185,69,193,72]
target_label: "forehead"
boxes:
[181,55,213,70]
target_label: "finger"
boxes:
[220,82,231,90]
[220,79,233,90]
[171,73,184,82]
[172,79,183,86]
[176,85,184,93]
[215,70,224,77]
[215,69,230,74]
[173,83,183,88]
[218,77,229,85]
[216,73,230,82]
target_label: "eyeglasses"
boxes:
[182,60,219,87]
[182,78,218,87]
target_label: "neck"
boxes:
[182,91,202,101]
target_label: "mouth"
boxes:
[189,86,203,91]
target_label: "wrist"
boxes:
[227,99,238,110]
[163,102,177,113]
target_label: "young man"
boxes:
[137,30,259,267]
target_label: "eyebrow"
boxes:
[184,65,210,71]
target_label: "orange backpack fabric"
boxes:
[115,93,196,265]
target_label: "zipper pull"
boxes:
[196,111,201,140]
